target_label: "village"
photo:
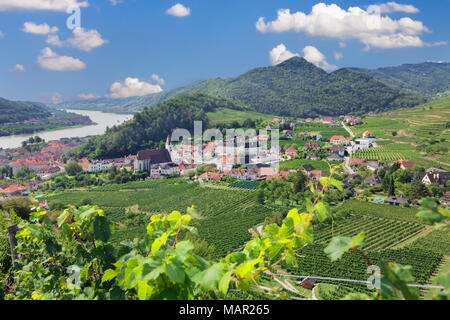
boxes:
[1,115,449,207]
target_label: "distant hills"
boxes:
[0,97,50,124]
[352,62,450,98]
[56,57,425,117]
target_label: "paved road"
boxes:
[341,121,355,174]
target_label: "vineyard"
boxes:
[314,215,425,251]
[353,147,404,162]
[229,181,260,190]
[285,244,443,299]
[46,180,273,259]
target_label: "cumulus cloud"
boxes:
[50,93,64,104]
[77,93,100,100]
[0,0,89,11]
[151,74,165,86]
[46,28,106,52]
[22,22,58,35]
[13,64,26,72]
[166,3,191,17]
[256,3,440,50]
[107,77,163,99]
[334,52,343,61]
[368,2,419,14]
[37,47,86,71]
[269,44,300,65]
[303,46,338,71]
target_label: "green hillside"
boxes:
[0,97,50,124]
[56,57,424,117]
[352,62,450,97]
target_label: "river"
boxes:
[0,110,133,149]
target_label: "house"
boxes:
[281,130,293,138]
[285,147,298,159]
[224,169,257,181]
[198,171,224,182]
[364,176,382,187]
[308,170,328,180]
[349,158,366,167]
[331,146,346,157]
[366,161,382,172]
[257,167,277,177]
[330,136,349,146]
[421,171,450,186]
[300,277,316,290]
[397,159,415,170]
[314,134,323,141]
[306,153,320,161]
[150,163,180,177]
[36,166,62,180]
[363,131,375,138]
[298,164,315,175]
[0,185,28,197]
[134,149,172,172]
[272,118,281,124]
[326,154,344,162]
[304,143,320,151]
[385,196,410,206]
[346,174,363,183]
[266,171,291,181]
[441,191,450,207]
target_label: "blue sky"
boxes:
[0,0,449,103]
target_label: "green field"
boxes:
[351,97,450,170]
[206,107,275,125]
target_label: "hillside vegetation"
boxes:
[0,97,50,124]
[56,57,424,117]
[353,62,450,97]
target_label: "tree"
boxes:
[388,176,396,196]
[408,181,430,199]
[256,189,265,204]
[292,171,307,194]
[65,162,83,176]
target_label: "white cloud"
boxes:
[303,46,338,71]
[334,52,343,61]
[368,2,419,14]
[77,93,100,100]
[109,0,123,5]
[46,28,106,52]
[269,44,300,65]
[107,77,163,99]
[37,47,86,71]
[166,3,191,17]
[0,31,4,38]
[13,64,26,72]
[22,22,58,35]
[0,0,89,11]
[256,3,437,50]
[339,42,346,48]
[151,74,165,86]
[50,93,64,104]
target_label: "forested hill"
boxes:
[56,57,424,117]
[65,94,246,160]
[351,62,450,97]
[0,97,51,124]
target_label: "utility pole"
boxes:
[7,224,19,267]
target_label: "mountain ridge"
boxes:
[56,57,426,116]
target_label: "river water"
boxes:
[0,109,133,149]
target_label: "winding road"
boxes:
[341,121,356,174]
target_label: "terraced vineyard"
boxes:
[353,147,404,162]
[285,244,443,299]
[314,215,425,251]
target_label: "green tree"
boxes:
[65,162,83,176]
[388,175,396,196]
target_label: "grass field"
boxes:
[277,159,332,173]
[207,107,275,125]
